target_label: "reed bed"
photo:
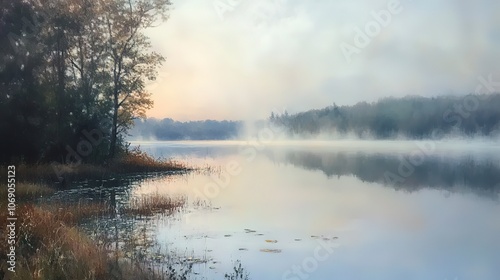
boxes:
[122,193,186,217]
[0,194,188,279]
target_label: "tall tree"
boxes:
[101,0,169,158]
[1,0,171,164]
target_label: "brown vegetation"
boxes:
[121,194,186,217]
[0,191,187,279]
[4,148,190,187]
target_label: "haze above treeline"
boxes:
[130,93,500,141]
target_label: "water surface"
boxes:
[53,140,500,279]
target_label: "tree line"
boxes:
[130,118,242,140]
[269,94,500,139]
[0,0,171,164]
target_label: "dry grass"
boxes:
[110,147,189,173]
[0,199,185,279]
[0,182,55,201]
[122,193,186,217]
[3,148,190,188]
[0,147,192,279]
[0,204,109,279]
[39,201,114,225]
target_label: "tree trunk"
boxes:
[109,89,119,158]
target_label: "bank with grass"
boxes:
[0,149,192,280]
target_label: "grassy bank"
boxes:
[0,187,187,279]
[3,147,190,187]
[0,149,192,279]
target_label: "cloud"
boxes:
[146,0,500,120]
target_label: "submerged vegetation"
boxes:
[224,261,250,280]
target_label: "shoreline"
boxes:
[0,150,193,279]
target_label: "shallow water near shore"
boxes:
[49,140,500,279]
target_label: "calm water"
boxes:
[53,140,500,279]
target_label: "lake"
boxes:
[49,140,500,279]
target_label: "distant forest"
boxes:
[129,118,242,140]
[270,94,500,139]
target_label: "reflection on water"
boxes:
[49,141,500,279]
[266,148,500,198]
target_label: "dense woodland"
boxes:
[270,94,500,139]
[130,118,241,140]
[0,0,171,164]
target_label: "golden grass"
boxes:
[122,193,186,216]
[2,148,190,188]
[0,147,192,279]
[0,199,185,279]
[0,204,108,279]
[39,201,114,225]
[0,182,55,201]
[110,147,189,173]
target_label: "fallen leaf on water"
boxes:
[260,249,282,253]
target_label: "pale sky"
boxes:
[145,0,500,121]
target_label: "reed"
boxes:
[122,193,186,217]
[0,201,188,279]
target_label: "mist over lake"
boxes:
[3,0,500,279]
[46,140,500,280]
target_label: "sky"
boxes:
[145,0,500,121]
